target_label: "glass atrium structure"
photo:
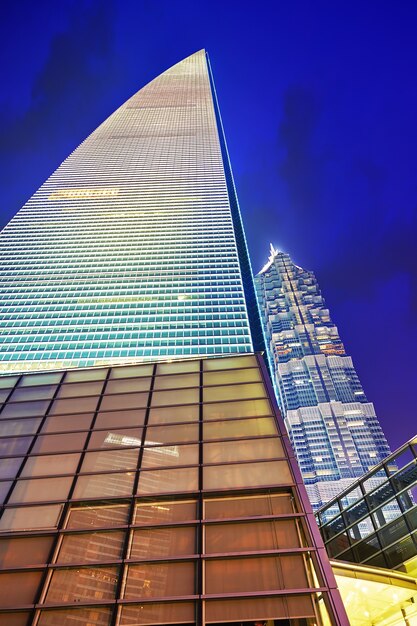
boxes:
[255,246,391,509]
[0,50,263,375]
[0,354,348,625]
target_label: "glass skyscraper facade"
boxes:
[255,246,391,510]
[0,52,349,625]
[0,50,263,375]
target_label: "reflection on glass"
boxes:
[204,368,262,386]
[134,500,197,525]
[56,531,124,563]
[45,566,118,603]
[95,409,146,429]
[21,453,80,477]
[204,461,292,490]
[37,607,111,626]
[124,562,195,598]
[73,473,135,499]
[204,417,277,440]
[204,493,295,519]
[81,448,139,472]
[0,504,63,531]
[203,383,266,403]
[65,503,129,529]
[203,398,271,421]
[148,404,199,424]
[141,443,198,468]
[205,519,302,553]
[137,467,198,495]
[130,526,196,559]
[119,602,194,626]
[0,535,54,568]
[204,438,283,463]
[0,570,43,607]
[8,476,73,503]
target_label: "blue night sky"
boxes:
[0,1,416,451]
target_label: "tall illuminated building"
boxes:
[255,245,391,510]
[0,50,263,374]
[0,51,350,624]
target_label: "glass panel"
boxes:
[367,481,396,511]
[0,417,41,436]
[65,503,129,529]
[204,493,295,519]
[205,594,315,622]
[45,566,118,602]
[385,535,417,568]
[56,381,105,398]
[0,504,63,531]
[19,372,63,386]
[110,364,153,378]
[105,377,152,394]
[151,388,199,407]
[204,438,283,463]
[391,463,417,492]
[344,499,369,526]
[8,476,73,503]
[352,535,381,560]
[0,481,11,504]
[203,398,272,421]
[362,469,388,493]
[134,500,197,525]
[204,461,292,490]
[321,515,345,542]
[204,417,278,440]
[205,519,302,553]
[9,385,57,402]
[388,447,416,473]
[347,516,375,543]
[157,360,199,374]
[64,368,108,382]
[73,472,135,499]
[41,413,94,433]
[21,453,80,477]
[326,532,351,558]
[95,409,146,429]
[119,602,194,626]
[378,517,409,548]
[0,570,43,606]
[0,400,50,419]
[0,375,18,389]
[88,428,143,449]
[0,535,54,568]
[204,368,262,385]
[204,383,266,403]
[100,392,149,411]
[37,607,111,626]
[153,373,199,390]
[137,467,198,495]
[141,443,198,468]
[49,396,99,415]
[81,448,139,472]
[0,436,33,456]
[339,485,363,509]
[203,355,257,370]
[148,404,199,425]
[130,526,196,559]
[372,500,402,528]
[0,456,23,478]
[145,423,198,444]
[0,612,31,626]
[32,431,87,453]
[124,562,195,599]
[205,555,308,593]
[56,531,125,563]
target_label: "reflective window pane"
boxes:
[203,399,271,421]
[0,535,54,568]
[157,360,199,374]
[137,467,198,495]
[204,417,278,440]
[0,436,33,456]
[88,428,142,449]
[105,377,152,394]
[45,566,118,603]
[73,472,135,499]
[65,503,129,529]
[205,520,302,554]
[134,500,197,525]
[37,607,111,626]
[41,413,94,433]
[204,368,262,385]
[153,373,199,390]
[130,526,196,559]
[204,461,292,490]
[124,562,195,599]
[204,493,295,519]
[81,448,139,472]
[204,383,266,403]
[110,364,153,379]
[49,396,99,415]
[56,531,125,563]
[119,602,194,626]
[100,392,148,411]
[9,385,57,402]
[21,453,80,477]
[148,404,199,425]
[19,372,63,386]
[0,504,63,531]
[8,476,73,503]
[145,423,198,445]
[95,409,146,429]
[32,432,87,453]
[0,417,41,436]
[0,400,49,419]
[0,570,43,606]
[203,355,257,370]
[204,438,283,463]
[64,368,108,383]
[152,388,199,407]
[56,381,105,398]
[141,443,198,468]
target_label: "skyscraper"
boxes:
[0,52,349,625]
[255,245,391,509]
[0,50,263,375]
